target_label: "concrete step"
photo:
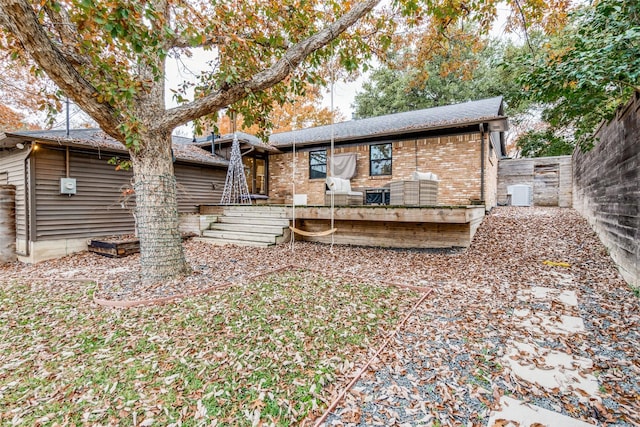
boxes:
[217,216,291,227]
[202,229,280,244]
[193,237,274,248]
[224,205,290,213]
[210,223,288,235]
[223,207,290,219]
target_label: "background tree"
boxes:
[215,85,345,135]
[512,0,640,150]
[516,129,574,158]
[352,39,524,119]
[0,105,33,131]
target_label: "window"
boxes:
[243,155,267,194]
[309,150,327,179]
[370,143,392,176]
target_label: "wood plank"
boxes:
[297,219,472,248]
[293,206,483,223]
[88,239,140,258]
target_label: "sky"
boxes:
[51,2,518,134]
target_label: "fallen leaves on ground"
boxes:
[0,269,416,425]
[1,207,638,426]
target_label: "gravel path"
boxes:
[1,207,638,425]
[321,207,639,426]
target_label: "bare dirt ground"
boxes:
[1,207,638,425]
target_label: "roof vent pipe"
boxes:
[66,97,70,137]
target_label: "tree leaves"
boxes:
[511,0,640,149]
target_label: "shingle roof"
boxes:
[0,128,229,167]
[194,131,281,153]
[269,96,505,147]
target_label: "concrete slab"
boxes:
[487,396,595,426]
[531,286,579,306]
[504,341,600,401]
[517,287,579,307]
[513,309,586,334]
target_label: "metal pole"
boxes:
[66,97,70,137]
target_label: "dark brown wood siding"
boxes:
[33,146,136,240]
[32,146,226,241]
[0,150,29,242]
[175,164,225,212]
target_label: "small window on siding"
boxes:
[370,143,392,176]
[309,150,327,179]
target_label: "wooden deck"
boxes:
[199,205,486,249]
[291,206,485,248]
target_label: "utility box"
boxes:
[60,178,77,195]
[507,184,532,206]
[293,194,308,206]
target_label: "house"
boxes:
[193,131,281,199]
[1,96,508,261]
[196,96,508,208]
[195,96,509,249]
[0,129,229,263]
[271,96,506,207]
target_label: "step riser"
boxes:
[224,206,290,213]
[217,217,290,227]
[202,230,278,244]
[210,224,286,234]
[223,211,290,219]
[194,237,273,247]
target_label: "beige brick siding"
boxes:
[269,132,497,207]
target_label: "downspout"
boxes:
[18,143,36,257]
[479,124,485,203]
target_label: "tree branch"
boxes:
[169,33,226,49]
[159,0,382,131]
[512,0,535,54]
[0,0,123,140]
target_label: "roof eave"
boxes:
[271,116,509,148]
[2,134,228,168]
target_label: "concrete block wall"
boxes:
[573,92,640,287]
[269,132,496,207]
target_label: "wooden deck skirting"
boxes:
[292,205,485,223]
[199,205,485,249]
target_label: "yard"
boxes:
[1,207,639,426]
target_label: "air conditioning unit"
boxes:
[507,184,532,206]
[60,178,77,195]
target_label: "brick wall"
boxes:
[269,132,497,207]
[573,92,640,287]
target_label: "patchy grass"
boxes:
[0,269,417,426]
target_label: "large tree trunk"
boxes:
[130,131,191,285]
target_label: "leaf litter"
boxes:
[0,207,638,426]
